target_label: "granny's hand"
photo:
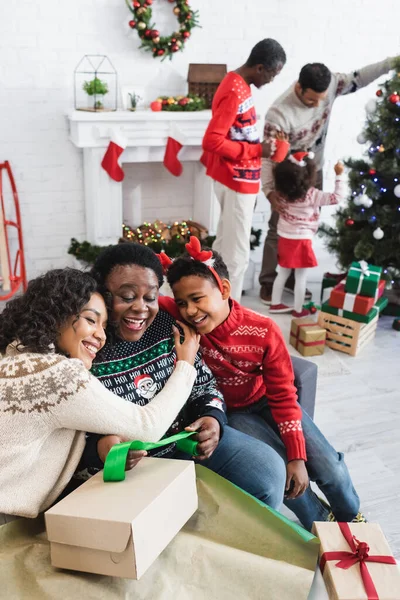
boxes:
[267,190,285,213]
[334,161,344,175]
[285,460,309,499]
[97,435,147,471]
[185,416,220,460]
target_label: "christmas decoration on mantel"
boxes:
[319,59,400,304]
[126,0,200,60]
[69,222,261,265]
[150,94,206,112]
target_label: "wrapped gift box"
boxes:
[321,296,388,324]
[345,261,382,298]
[45,457,198,579]
[320,272,347,302]
[290,318,326,356]
[312,521,400,600]
[329,280,385,316]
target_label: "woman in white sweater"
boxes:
[0,268,199,518]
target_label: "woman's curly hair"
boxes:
[0,268,99,354]
[274,158,317,202]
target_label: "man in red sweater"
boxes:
[201,38,286,302]
[159,243,365,531]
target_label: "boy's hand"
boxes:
[275,130,289,142]
[185,416,220,460]
[97,435,147,471]
[285,460,309,499]
[334,161,344,175]
[267,191,285,213]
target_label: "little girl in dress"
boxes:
[270,152,345,317]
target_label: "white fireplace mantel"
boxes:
[68,109,217,245]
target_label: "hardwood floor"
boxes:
[241,282,400,559]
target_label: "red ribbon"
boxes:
[320,522,396,600]
[292,322,324,351]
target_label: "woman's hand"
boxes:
[285,460,309,499]
[173,321,200,365]
[97,435,147,471]
[185,416,220,460]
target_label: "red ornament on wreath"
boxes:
[345,218,354,227]
[126,0,200,60]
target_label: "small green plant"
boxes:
[83,77,109,96]
[128,92,141,110]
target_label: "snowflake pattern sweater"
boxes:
[201,72,262,194]
[262,56,395,197]
[0,342,197,517]
[159,297,306,462]
[278,175,346,239]
[78,309,226,475]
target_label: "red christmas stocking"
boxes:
[101,131,127,182]
[163,125,186,177]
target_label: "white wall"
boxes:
[0,0,398,278]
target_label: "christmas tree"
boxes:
[320,59,400,289]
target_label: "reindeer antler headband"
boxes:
[184,237,224,293]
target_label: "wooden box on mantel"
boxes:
[188,64,227,108]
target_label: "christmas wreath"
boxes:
[126,0,200,60]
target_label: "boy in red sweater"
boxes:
[159,239,365,531]
[201,38,287,302]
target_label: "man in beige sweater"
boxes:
[259,55,398,304]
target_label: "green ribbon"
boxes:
[103,431,199,482]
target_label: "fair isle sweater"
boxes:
[159,298,306,462]
[201,72,262,194]
[0,342,196,517]
[78,309,227,475]
[278,175,346,239]
[262,56,396,196]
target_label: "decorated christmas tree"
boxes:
[320,59,400,292]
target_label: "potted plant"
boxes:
[128,92,141,111]
[82,77,109,110]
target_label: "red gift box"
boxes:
[329,280,385,316]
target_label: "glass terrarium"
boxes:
[74,55,117,112]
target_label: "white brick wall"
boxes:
[0,0,398,278]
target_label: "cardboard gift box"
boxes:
[345,261,382,298]
[290,318,326,356]
[45,457,198,580]
[312,521,400,600]
[321,296,388,324]
[329,280,386,316]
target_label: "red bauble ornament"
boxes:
[150,29,159,38]
[146,0,153,4]
[376,89,383,97]
[145,29,151,37]
[369,169,376,175]
[182,31,190,38]
[310,306,317,314]
[171,44,179,52]
[133,1,141,7]
[150,100,162,111]
[162,99,168,105]
[171,37,177,43]
[345,218,354,226]
[129,20,137,28]
[157,49,165,56]
[178,97,189,106]
[389,93,400,104]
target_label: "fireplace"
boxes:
[68,110,219,245]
